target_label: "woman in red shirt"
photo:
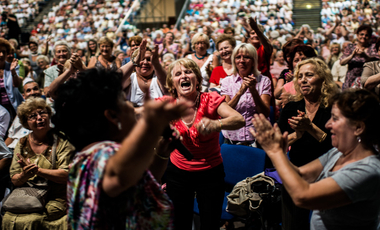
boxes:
[209,34,236,92]
[162,58,245,230]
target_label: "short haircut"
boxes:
[191,33,210,50]
[17,97,52,130]
[215,34,236,51]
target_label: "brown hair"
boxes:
[215,34,236,51]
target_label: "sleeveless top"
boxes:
[126,72,163,107]
[94,56,118,71]
[186,54,214,90]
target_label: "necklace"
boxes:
[194,53,208,60]
[180,92,200,127]
[30,134,45,146]
[137,75,151,85]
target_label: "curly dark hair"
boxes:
[52,68,122,150]
[329,89,380,152]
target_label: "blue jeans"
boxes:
[165,161,225,230]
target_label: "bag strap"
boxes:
[51,135,58,169]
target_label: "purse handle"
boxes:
[51,135,58,169]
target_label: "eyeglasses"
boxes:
[131,43,141,47]
[235,55,252,61]
[28,110,48,121]
[25,86,39,93]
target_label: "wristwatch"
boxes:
[132,59,140,67]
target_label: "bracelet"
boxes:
[218,119,223,131]
[154,148,169,160]
[319,133,327,142]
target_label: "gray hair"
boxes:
[53,41,71,56]
[36,55,49,64]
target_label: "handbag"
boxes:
[2,135,58,214]
[226,172,275,216]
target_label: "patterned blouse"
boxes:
[67,141,174,230]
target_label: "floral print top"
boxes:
[67,141,174,230]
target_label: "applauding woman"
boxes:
[220,43,272,146]
[163,58,245,230]
[251,89,380,230]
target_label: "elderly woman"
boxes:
[52,68,191,229]
[270,50,287,80]
[17,39,50,76]
[88,36,120,70]
[43,41,71,95]
[220,43,272,145]
[35,55,50,89]
[0,38,23,121]
[186,33,216,91]
[340,25,379,89]
[84,39,99,66]
[209,34,236,91]
[361,38,380,97]
[119,39,167,107]
[325,42,341,69]
[252,89,380,230]
[159,32,179,58]
[162,58,245,230]
[2,97,75,230]
[276,58,339,230]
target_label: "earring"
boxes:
[117,122,122,130]
[357,136,361,143]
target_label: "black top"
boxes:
[277,99,333,167]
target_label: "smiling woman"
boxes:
[87,36,120,71]
[162,58,245,230]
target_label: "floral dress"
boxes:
[340,43,378,90]
[67,141,174,230]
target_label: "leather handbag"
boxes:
[226,172,275,216]
[2,135,58,214]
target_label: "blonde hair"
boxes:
[231,43,261,77]
[17,97,52,130]
[98,36,114,48]
[166,58,203,98]
[191,33,210,50]
[293,58,339,108]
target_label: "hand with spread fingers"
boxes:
[250,114,288,156]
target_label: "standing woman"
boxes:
[0,38,23,121]
[85,39,99,66]
[340,25,379,89]
[276,58,339,230]
[220,43,272,145]
[325,42,341,69]
[163,58,245,230]
[209,34,236,91]
[88,37,120,70]
[186,33,216,91]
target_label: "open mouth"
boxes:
[36,122,45,127]
[181,81,191,90]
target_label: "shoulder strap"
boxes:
[51,135,58,169]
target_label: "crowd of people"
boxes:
[0,0,379,229]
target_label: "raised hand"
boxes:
[249,17,260,32]
[134,39,147,66]
[288,110,312,132]
[250,114,288,156]
[246,74,257,89]
[10,58,18,71]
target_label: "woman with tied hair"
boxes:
[52,68,191,229]
[220,43,272,146]
[325,42,341,69]
[340,25,379,89]
[276,58,339,230]
[162,58,245,230]
[87,36,120,70]
[186,33,216,91]
[252,89,380,230]
[3,97,74,230]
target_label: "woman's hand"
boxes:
[246,74,257,90]
[16,153,39,179]
[288,110,312,132]
[249,17,260,32]
[134,39,147,66]
[10,58,18,72]
[152,44,160,65]
[196,117,220,135]
[155,126,181,158]
[279,91,292,107]
[250,114,288,156]
[284,70,294,82]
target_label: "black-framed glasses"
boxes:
[28,110,48,121]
